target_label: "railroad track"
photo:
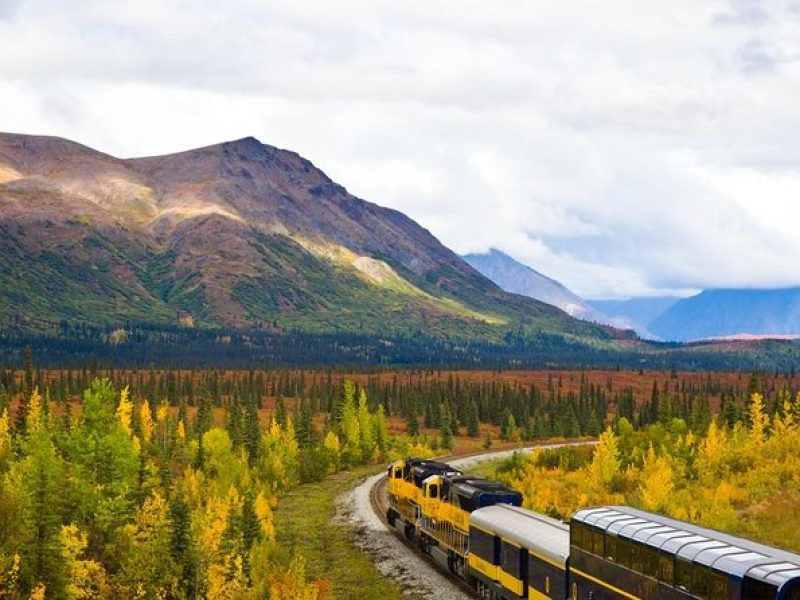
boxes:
[367,439,595,598]
[368,457,478,597]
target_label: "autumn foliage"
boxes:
[496,391,800,552]
[0,377,407,599]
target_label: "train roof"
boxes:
[448,476,519,496]
[406,459,461,486]
[471,504,569,567]
[572,506,800,588]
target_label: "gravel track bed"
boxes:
[338,443,591,598]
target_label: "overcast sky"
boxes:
[2,0,800,299]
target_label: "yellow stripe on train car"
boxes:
[468,553,499,581]
[498,569,523,596]
[569,567,641,600]
[529,585,551,600]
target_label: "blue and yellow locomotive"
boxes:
[386,458,800,599]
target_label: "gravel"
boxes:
[338,443,590,598]
[337,471,467,599]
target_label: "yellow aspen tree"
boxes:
[696,420,728,482]
[26,387,43,433]
[59,524,111,599]
[323,431,341,472]
[587,427,620,490]
[357,390,374,460]
[156,401,169,424]
[117,387,133,437]
[747,393,768,450]
[639,446,675,512]
[28,583,46,600]
[341,394,361,465]
[0,554,21,597]
[254,491,276,541]
[177,420,186,442]
[139,402,154,444]
[0,408,10,463]
[269,554,324,600]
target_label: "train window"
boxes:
[605,535,618,561]
[784,585,800,600]
[592,529,604,557]
[570,523,582,548]
[641,546,659,578]
[707,570,728,598]
[428,484,439,499]
[675,559,692,591]
[691,565,709,597]
[501,540,521,578]
[659,552,674,585]
[743,577,778,599]
[470,528,496,564]
[616,538,632,568]
[630,543,643,573]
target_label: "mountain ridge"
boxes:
[0,132,618,341]
[650,287,800,342]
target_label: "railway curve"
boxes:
[340,441,594,599]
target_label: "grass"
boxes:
[273,465,420,600]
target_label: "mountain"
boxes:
[0,132,616,341]
[649,288,800,341]
[588,297,681,338]
[462,250,603,319]
[461,249,652,335]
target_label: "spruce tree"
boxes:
[275,394,287,428]
[467,401,480,438]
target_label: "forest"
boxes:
[488,389,800,553]
[1,354,799,597]
[2,318,800,371]
[0,368,437,599]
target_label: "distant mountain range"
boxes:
[462,249,662,336]
[587,297,681,338]
[650,288,800,342]
[462,250,800,343]
[462,250,606,322]
[0,132,616,342]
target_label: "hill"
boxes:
[0,133,614,341]
[649,288,800,341]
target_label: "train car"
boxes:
[570,506,800,600]
[417,474,522,578]
[386,458,461,540]
[469,504,570,600]
[384,458,800,600]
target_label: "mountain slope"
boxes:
[460,249,655,336]
[0,133,616,340]
[462,249,597,316]
[649,288,800,341]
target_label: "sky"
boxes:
[2,0,800,299]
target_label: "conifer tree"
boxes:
[467,401,480,438]
[244,400,261,465]
[440,404,453,450]
[275,395,287,429]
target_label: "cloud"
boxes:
[1,0,800,298]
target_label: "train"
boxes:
[385,457,800,600]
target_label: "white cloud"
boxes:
[1,0,800,298]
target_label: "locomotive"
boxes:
[386,458,800,599]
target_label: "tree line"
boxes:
[2,318,799,370]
